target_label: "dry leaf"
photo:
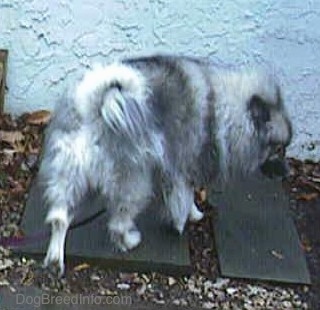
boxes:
[0,130,24,146]
[168,277,177,286]
[296,192,318,201]
[300,236,312,253]
[9,181,25,195]
[271,250,284,260]
[309,177,320,183]
[297,176,320,193]
[195,188,207,204]
[73,263,90,272]
[0,188,7,195]
[26,110,51,125]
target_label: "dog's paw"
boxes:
[112,229,142,252]
[43,248,65,277]
[188,203,204,222]
[174,221,185,235]
[123,229,141,250]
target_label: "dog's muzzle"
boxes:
[260,146,290,179]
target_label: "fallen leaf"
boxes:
[296,192,318,201]
[195,188,207,204]
[15,229,25,238]
[0,279,10,286]
[271,250,284,260]
[119,272,138,282]
[0,189,8,196]
[168,277,177,286]
[309,176,320,183]
[25,110,51,125]
[0,130,24,146]
[1,149,17,156]
[21,271,34,286]
[136,281,147,296]
[9,181,25,195]
[73,263,90,272]
[300,235,312,253]
[297,176,320,193]
[0,258,14,271]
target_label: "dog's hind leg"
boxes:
[43,206,73,276]
[107,169,152,252]
[42,177,84,276]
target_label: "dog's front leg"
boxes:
[108,214,142,252]
[166,177,203,234]
[188,202,204,222]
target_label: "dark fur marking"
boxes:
[249,95,271,129]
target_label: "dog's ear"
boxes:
[248,95,271,130]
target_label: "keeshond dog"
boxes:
[39,55,292,275]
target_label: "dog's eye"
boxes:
[276,145,285,156]
[272,144,285,158]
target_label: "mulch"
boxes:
[285,159,320,309]
[0,111,319,308]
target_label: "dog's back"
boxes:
[123,55,216,183]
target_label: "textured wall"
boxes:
[0,0,319,159]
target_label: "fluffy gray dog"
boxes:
[39,55,292,275]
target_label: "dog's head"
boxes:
[248,90,292,179]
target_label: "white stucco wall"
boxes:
[0,0,319,159]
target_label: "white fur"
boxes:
[123,230,142,251]
[75,63,147,120]
[43,208,71,276]
[189,203,204,222]
[108,214,141,252]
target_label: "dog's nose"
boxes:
[260,157,290,179]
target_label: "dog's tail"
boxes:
[75,63,150,138]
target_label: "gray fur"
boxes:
[40,55,292,275]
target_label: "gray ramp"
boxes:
[210,175,310,284]
[15,179,191,275]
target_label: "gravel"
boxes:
[0,239,311,309]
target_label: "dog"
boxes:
[38,55,292,275]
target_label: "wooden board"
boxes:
[0,49,8,113]
[211,174,311,284]
[15,178,191,275]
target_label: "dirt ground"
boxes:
[285,158,320,309]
